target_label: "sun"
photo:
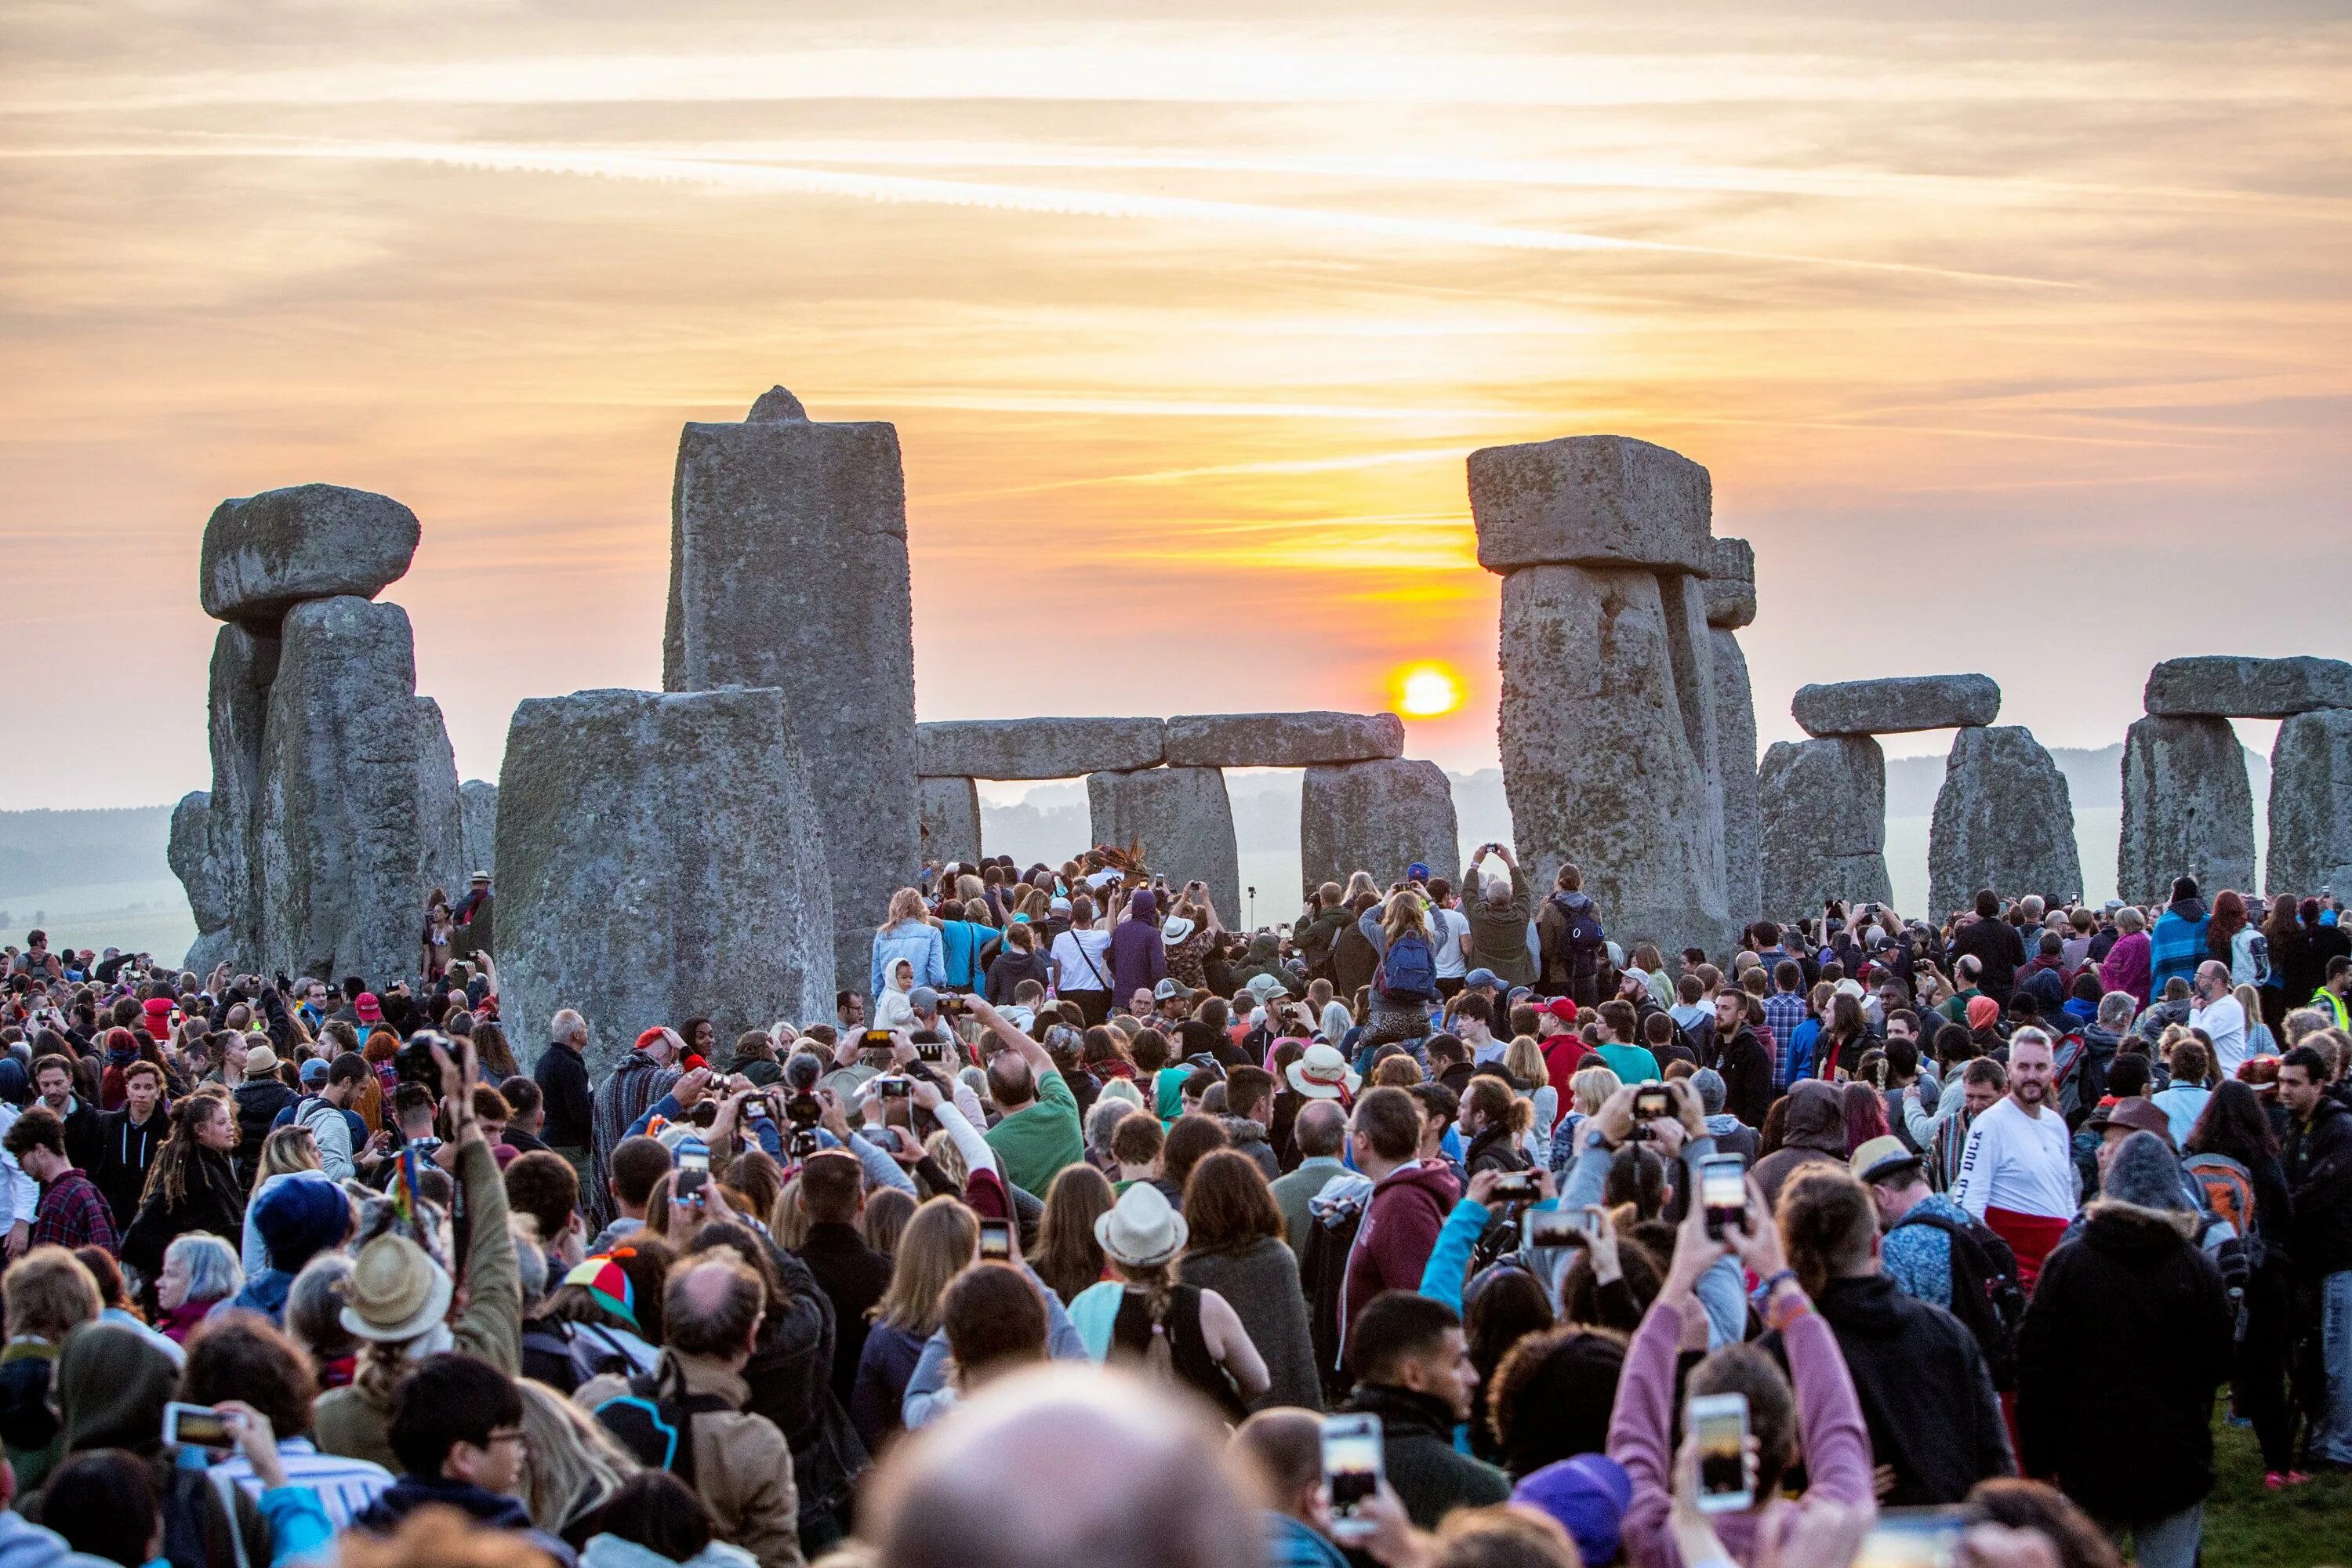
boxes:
[1392,662,1465,719]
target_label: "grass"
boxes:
[2199,1407,2352,1567]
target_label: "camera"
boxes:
[395,1033,448,1091]
[879,1076,911,1100]
[786,1128,820,1160]
[786,1092,822,1129]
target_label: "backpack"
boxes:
[2047,1031,2091,1125]
[1302,1203,1365,1406]
[1374,933,1438,1004]
[2183,1152,2263,1269]
[523,1319,648,1396]
[1551,895,1607,1003]
[1891,1208,2025,1389]
[592,1360,732,1484]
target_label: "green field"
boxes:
[2202,1406,2350,1568]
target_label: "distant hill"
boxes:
[0,807,176,897]
[1885,743,2269,818]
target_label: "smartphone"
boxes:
[1689,1392,1751,1512]
[677,1143,710,1201]
[1853,1508,1967,1568]
[162,1401,234,1450]
[1633,1083,1671,1123]
[977,1218,1013,1261]
[1321,1413,1384,1542]
[1487,1171,1536,1203]
[916,1040,946,1064]
[862,1029,895,1051]
[1700,1153,1747,1243]
[879,1076,911,1100]
[1521,1207,1581,1250]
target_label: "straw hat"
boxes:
[1285,1043,1362,1101]
[1094,1181,1188,1269]
[243,1044,280,1076]
[339,1232,453,1343]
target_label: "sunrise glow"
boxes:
[1395,663,1465,720]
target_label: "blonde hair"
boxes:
[1570,1065,1621,1116]
[873,1197,979,1335]
[1503,1035,1548,1086]
[880,887,927,932]
[5,1247,100,1342]
[1381,891,1429,946]
[257,1125,323,1183]
[2234,984,2265,1031]
[517,1377,638,1533]
[767,1176,811,1250]
[924,1129,969,1190]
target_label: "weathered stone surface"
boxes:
[920,776,983,866]
[1469,435,1712,575]
[2144,655,2352,719]
[2118,715,2256,905]
[1759,737,1890,918]
[1702,537,1756,630]
[1792,674,2000,737]
[1712,627,1762,925]
[1163,712,1403,769]
[665,391,918,983]
[1491,561,1730,960]
[496,688,836,1075]
[2270,709,2352,898]
[917,717,1165,780]
[414,697,466,898]
[169,792,236,972]
[1086,767,1241,920]
[170,623,278,971]
[1300,760,1460,896]
[459,781,499,881]
[1929,726,2083,916]
[199,485,420,626]
[258,597,450,982]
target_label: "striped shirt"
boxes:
[212,1437,394,1530]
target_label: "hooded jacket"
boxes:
[1109,891,1169,1000]
[1463,867,1536,989]
[91,1103,165,1228]
[868,920,946,1000]
[1341,1162,1458,1344]
[1234,935,1296,998]
[2283,1094,2352,1279]
[1762,1274,2009,1506]
[120,1146,246,1286]
[1336,1382,1509,1529]
[2015,1198,2232,1522]
[356,1475,577,1567]
[1751,1082,1847,1208]
[231,1076,299,1186]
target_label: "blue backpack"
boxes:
[1377,933,1438,1004]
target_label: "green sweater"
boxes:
[984,1067,1084,1197]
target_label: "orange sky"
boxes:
[3,3,2347,808]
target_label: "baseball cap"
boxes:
[1541,996,1580,1022]
[1464,968,1502,991]
[1406,862,1432,883]
[1152,978,1194,1002]
[1848,1134,1922,1186]
[354,993,383,1024]
[1049,896,1073,915]
[299,1058,331,1086]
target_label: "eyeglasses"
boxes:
[485,1428,528,1450]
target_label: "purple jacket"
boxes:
[1610,1295,1871,1568]
[1109,892,1168,1001]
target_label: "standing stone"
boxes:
[1758,738,1891,918]
[1704,538,1759,927]
[1929,727,2083,916]
[169,792,235,973]
[495,688,835,1076]
[920,776,983,866]
[414,697,467,898]
[2118,715,2256,905]
[2270,710,2352,898]
[199,484,421,626]
[1300,760,1460,895]
[173,623,278,971]
[1473,433,1730,961]
[1086,768,1241,920]
[258,597,454,983]
[666,388,918,985]
[459,781,499,880]
[1163,712,1403,769]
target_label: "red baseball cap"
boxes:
[1541,997,1580,1021]
[354,993,383,1023]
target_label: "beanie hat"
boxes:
[1514,1454,1633,1568]
[140,998,173,1036]
[562,1256,638,1327]
[2099,1131,2198,1221]
[253,1172,353,1271]
[1690,1067,1726,1115]
[634,1026,670,1053]
[1965,996,2002,1031]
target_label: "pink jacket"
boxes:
[1608,1296,1872,1568]
[2099,931,2152,1008]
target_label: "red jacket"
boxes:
[1540,1032,1589,1091]
[1342,1162,1460,1337]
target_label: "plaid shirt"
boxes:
[1763,991,1809,1089]
[31,1169,119,1255]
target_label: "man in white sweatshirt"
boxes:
[1950,1027,2077,1292]
[2187,960,2249,1077]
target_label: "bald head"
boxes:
[869,1366,1261,1568]
[662,1258,764,1363]
[1232,1408,1323,1519]
[1292,1099,1347,1160]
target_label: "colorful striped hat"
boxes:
[562,1256,637,1327]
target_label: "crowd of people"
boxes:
[0,851,2345,1568]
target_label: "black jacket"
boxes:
[1464,1123,1530,1178]
[1951,919,2027,1004]
[2283,1095,2352,1279]
[230,1078,297,1188]
[48,1098,102,1176]
[1715,1028,1773,1129]
[2016,1205,2234,1523]
[1765,1274,2009,1506]
[794,1221,893,1404]
[740,1232,869,1531]
[91,1105,166,1228]
[1336,1382,1509,1529]
[120,1148,247,1286]
[532,1040,594,1150]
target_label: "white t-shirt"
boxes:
[1950,1095,2076,1221]
[2189,994,2249,1076]
[1050,928,1114,993]
[1431,907,1472,977]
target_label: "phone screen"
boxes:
[1701,1156,1746,1241]
[1854,1508,1966,1568]
[1633,1086,1671,1121]
[1488,1172,1535,1202]
[978,1219,1012,1261]
[863,1029,895,1050]
[1693,1396,1750,1511]
[164,1402,233,1450]
[1521,1208,1581,1250]
[1322,1416,1383,1538]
